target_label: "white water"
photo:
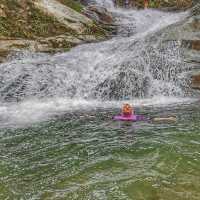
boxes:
[0,96,196,128]
[0,1,194,127]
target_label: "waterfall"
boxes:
[0,1,194,126]
[0,9,190,102]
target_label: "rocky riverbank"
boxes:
[0,0,115,62]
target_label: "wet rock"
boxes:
[0,38,44,62]
[0,34,102,62]
[182,40,200,51]
[0,39,38,59]
[192,17,200,30]
[83,5,113,24]
[191,2,200,16]
[37,34,98,51]
[0,50,9,63]
[191,74,200,90]
[94,69,150,100]
[0,31,107,62]
[83,5,116,36]
[191,40,200,51]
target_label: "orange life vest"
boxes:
[122,104,133,116]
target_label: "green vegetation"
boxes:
[3,0,21,10]
[26,4,76,38]
[56,0,83,13]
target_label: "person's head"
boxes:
[122,103,133,116]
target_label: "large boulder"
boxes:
[33,0,93,33]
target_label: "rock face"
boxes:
[0,0,111,63]
[33,0,93,33]
[182,40,200,51]
[191,74,200,90]
[192,40,200,51]
[184,4,200,92]
[83,5,116,35]
[147,2,200,93]
[0,33,102,63]
[0,38,37,63]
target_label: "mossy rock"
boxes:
[0,0,77,39]
[83,23,107,38]
[56,0,83,13]
[0,0,111,58]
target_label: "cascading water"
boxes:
[0,0,195,126]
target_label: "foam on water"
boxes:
[0,96,196,128]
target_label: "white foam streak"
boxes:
[0,97,195,128]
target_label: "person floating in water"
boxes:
[121,103,134,117]
[113,103,145,121]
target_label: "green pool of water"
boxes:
[0,102,200,200]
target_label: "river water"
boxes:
[0,0,200,199]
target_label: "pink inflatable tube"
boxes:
[113,115,146,122]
